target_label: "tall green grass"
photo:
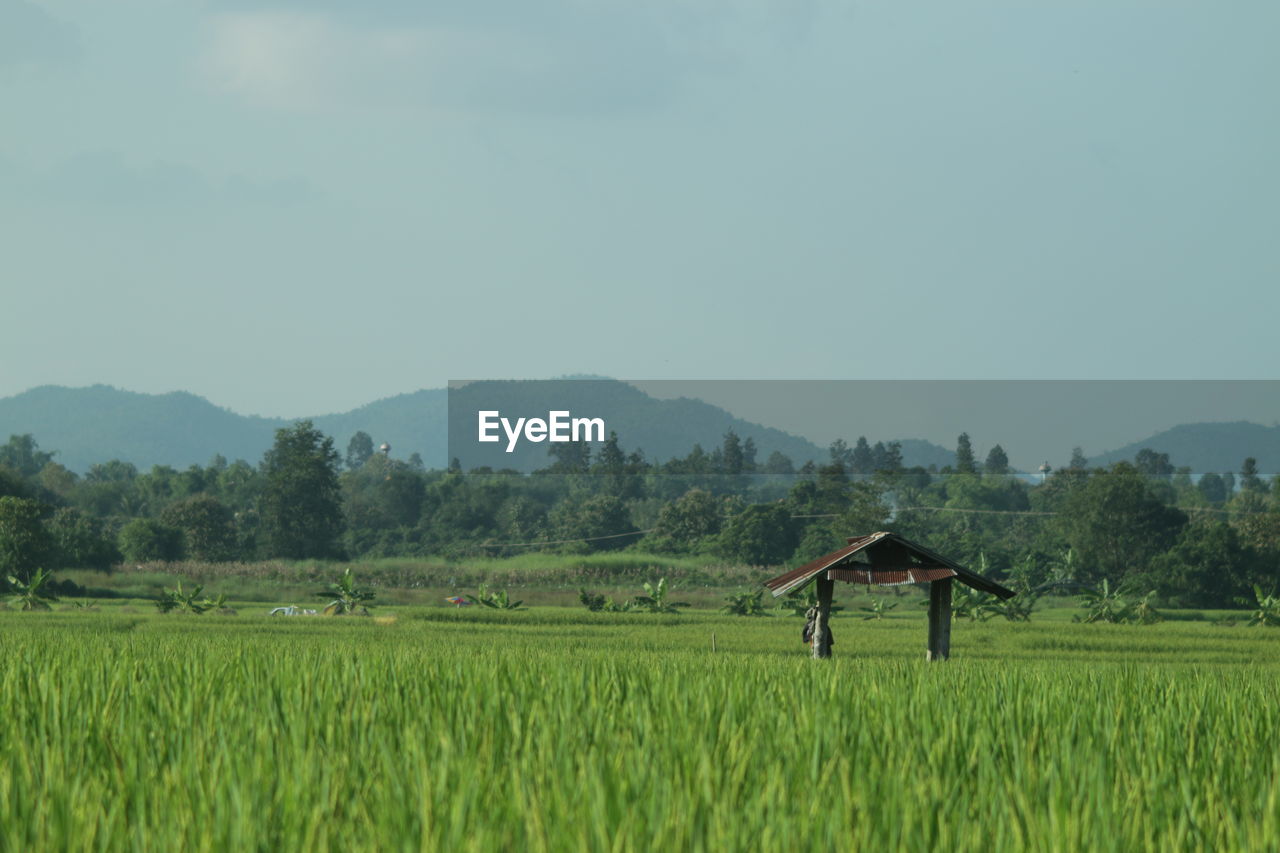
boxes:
[2,611,1278,851]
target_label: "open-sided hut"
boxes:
[763,531,1015,661]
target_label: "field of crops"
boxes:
[2,607,1279,851]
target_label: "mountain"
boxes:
[1090,421,1280,475]
[446,379,825,471]
[0,385,284,473]
[0,382,958,476]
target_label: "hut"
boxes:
[763,531,1015,661]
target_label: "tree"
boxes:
[955,433,977,475]
[259,421,344,560]
[118,518,184,562]
[1143,521,1258,608]
[762,451,794,476]
[1058,463,1187,585]
[716,503,797,566]
[346,431,375,471]
[851,437,873,477]
[1198,472,1227,504]
[547,495,631,552]
[1241,458,1266,493]
[1068,447,1089,470]
[984,445,1010,477]
[0,434,55,478]
[651,489,722,552]
[0,496,54,583]
[47,507,119,570]
[161,495,239,561]
[828,440,853,473]
[1134,449,1174,479]
[720,430,745,476]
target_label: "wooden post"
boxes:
[813,577,834,659]
[926,578,953,662]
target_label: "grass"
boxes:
[60,553,767,608]
[2,606,1279,851]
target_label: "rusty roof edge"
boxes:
[763,531,1016,600]
[895,536,1017,600]
[764,532,890,597]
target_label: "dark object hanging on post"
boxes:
[801,606,834,650]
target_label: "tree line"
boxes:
[1,425,1278,608]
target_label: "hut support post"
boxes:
[813,577,834,659]
[926,578,953,661]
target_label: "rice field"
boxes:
[2,607,1279,851]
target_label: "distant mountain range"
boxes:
[3,383,1275,477]
[0,383,953,475]
[1088,421,1280,475]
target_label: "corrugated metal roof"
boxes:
[763,531,1016,599]
[762,532,889,597]
[827,567,957,586]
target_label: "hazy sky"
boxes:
[2,1,1278,418]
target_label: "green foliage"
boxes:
[160,495,239,562]
[6,567,58,611]
[948,587,998,622]
[715,504,796,566]
[858,597,898,620]
[118,518,184,563]
[346,431,375,471]
[626,578,687,614]
[720,590,770,616]
[1133,591,1163,626]
[990,592,1037,622]
[1244,587,1280,628]
[315,567,375,615]
[955,432,977,475]
[47,507,119,571]
[260,421,344,560]
[649,489,723,553]
[577,588,626,613]
[0,496,54,582]
[1075,579,1146,624]
[154,582,220,615]
[547,495,632,554]
[467,583,524,610]
[0,434,55,478]
[1058,464,1187,586]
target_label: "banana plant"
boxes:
[1246,586,1280,627]
[1076,579,1134,624]
[990,595,1036,622]
[626,578,687,614]
[155,582,215,614]
[467,583,524,610]
[721,590,770,616]
[859,597,898,620]
[949,587,997,622]
[1133,591,1163,626]
[316,568,376,615]
[7,568,58,611]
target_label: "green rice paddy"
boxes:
[2,607,1278,851]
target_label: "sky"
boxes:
[2,0,1278,419]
